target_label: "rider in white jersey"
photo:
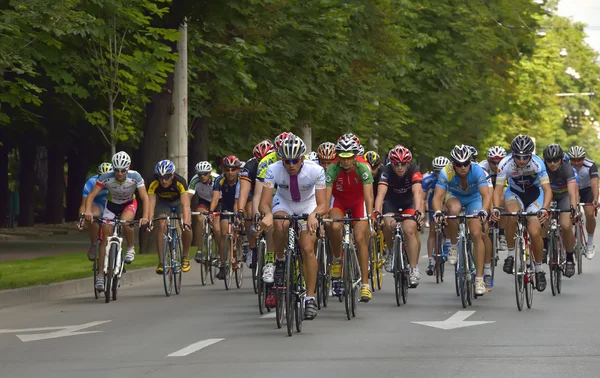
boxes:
[259,135,328,321]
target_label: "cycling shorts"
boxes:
[103,199,138,221]
[505,186,543,212]
[92,199,106,216]
[332,198,366,218]
[445,192,482,215]
[382,201,415,216]
[272,192,316,231]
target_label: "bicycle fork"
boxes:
[105,236,123,277]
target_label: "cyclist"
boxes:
[325,134,375,301]
[480,146,509,253]
[567,145,599,259]
[78,162,112,260]
[210,155,242,280]
[423,156,450,276]
[147,160,192,274]
[307,151,319,163]
[491,134,552,292]
[259,135,328,320]
[84,151,149,292]
[543,144,578,277]
[188,161,215,263]
[375,145,424,287]
[365,151,382,200]
[317,142,337,171]
[238,140,275,267]
[432,145,491,295]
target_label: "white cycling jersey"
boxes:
[187,173,214,202]
[573,158,598,189]
[96,170,145,204]
[496,154,549,193]
[264,160,326,203]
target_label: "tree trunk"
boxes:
[45,146,66,224]
[18,144,37,227]
[0,143,10,227]
[188,116,209,181]
[66,147,88,222]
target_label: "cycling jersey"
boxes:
[264,160,326,202]
[147,173,187,200]
[372,170,382,201]
[546,161,576,197]
[422,172,438,194]
[326,160,373,203]
[436,163,488,196]
[213,174,240,212]
[479,160,499,186]
[379,163,422,207]
[95,171,145,204]
[241,157,259,198]
[573,158,598,189]
[82,175,109,208]
[187,174,214,202]
[496,154,549,193]
[256,151,279,182]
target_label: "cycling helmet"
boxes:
[253,139,275,160]
[278,135,307,159]
[97,162,113,175]
[307,151,319,162]
[511,134,535,155]
[450,145,472,163]
[195,161,212,174]
[111,151,131,170]
[274,132,293,150]
[487,146,507,160]
[365,151,381,167]
[317,142,336,160]
[432,156,450,170]
[335,134,360,158]
[222,155,241,168]
[338,133,361,146]
[467,146,478,161]
[543,144,564,160]
[567,145,586,159]
[389,145,413,164]
[357,145,365,157]
[155,160,175,176]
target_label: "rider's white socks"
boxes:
[507,248,515,258]
[588,234,594,248]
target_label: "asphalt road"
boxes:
[1,227,600,378]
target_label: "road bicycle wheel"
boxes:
[375,235,384,290]
[275,287,284,329]
[173,233,183,295]
[224,235,232,290]
[351,245,360,317]
[200,234,209,286]
[111,249,121,301]
[575,225,584,275]
[256,238,266,315]
[322,240,331,308]
[316,239,324,309]
[454,264,459,297]
[163,236,173,297]
[105,244,116,304]
[525,248,534,309]
[368,238,375,291]
[549,234,557,296]
[209,234,217,284]
[514,239,525,311]
[393,239,402,307]
[467,240,474,304]
[286,249,295,336]
[93,240,100,299]
[435,231,443,284]
[401,249,409,304]
[459,240,468,308]
[343,245,353,320]
[235,234,244,289]
[557,238,564,294]
[491,229,497,282]
[295,256,305,333]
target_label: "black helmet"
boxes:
[543,144,563,160]
[511,134,535,155]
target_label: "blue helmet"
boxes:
[155,160,175,176]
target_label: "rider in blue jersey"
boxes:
[423,156,450,276]
[433,145,491,296]
[78,163,112,260]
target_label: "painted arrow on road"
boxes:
[0,320,111,342]
[412,311,494,330]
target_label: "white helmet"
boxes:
[112,151,131,170]
[450,145,472,163]
[567,145,586,159]
[432,156,450,170]
[358,144,365,157]
[277,135,307,159]
[195,161,212,174]
[307,151,319,162]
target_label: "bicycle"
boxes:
[100,215,139,304]
[380,212,415,307]
[368,228,385,291]
[213,211,244,290]
[500,210,538,311]
[432,218,446,284]
[315,221,331,309]
[547,203,571,296]
[273,214,309,336]
[574,202,597,275]
[192,211,218,286]
[322,211,364,320]
[79,215,104,299]
[151,208,184,297]
[252,214,270,315]
[488,221,501,282]
[442,212,479,308]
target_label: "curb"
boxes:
[0,267,158,309]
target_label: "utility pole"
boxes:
[168,21,188,180]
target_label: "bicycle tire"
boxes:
[174,233,183,295]
[549,234,557,296]
[235,234,244,289]
[93,240,100,299]
[295,256,305,333]
[322,239,331,308]
[491,229,497,282]
[286,248,295,336]
[392,238,401,307]
[316,239,324,309]
[224,235,232,290]
[459,238,467,308]
[275,287,284,329]
[466,241,474,305]
[515,239,525,311]
[368,238,375,290]
[209,235,217,284]
[343,244,352,320]
[557,237,563,294]
[525,247,534,309]
[435,231,442,284]
[105,244,116,304]
[350,245,359,317]
[200,234,209,286]
[111,247,120,301]
[257,239,266,315]
[401,248,408,304]
[576,225,584,275]
[163,236,173,297]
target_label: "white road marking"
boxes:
[412,311,495,330]
[260,313,276,319]
[0,321,111,342]
[167,338,224,357]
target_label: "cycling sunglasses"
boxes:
[284,159,300,165]
[453,161,470,168]
[513,154,531,161]
[392,162,409,167]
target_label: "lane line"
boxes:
[260,313,276,319]
[167,338,224,357]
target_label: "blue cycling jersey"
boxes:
[436,163,488,197]
[82,175,108,205]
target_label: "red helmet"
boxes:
[222,155,241,168]
[253,139,275,160]
[274,132,293,150]
[389,145,412,164]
